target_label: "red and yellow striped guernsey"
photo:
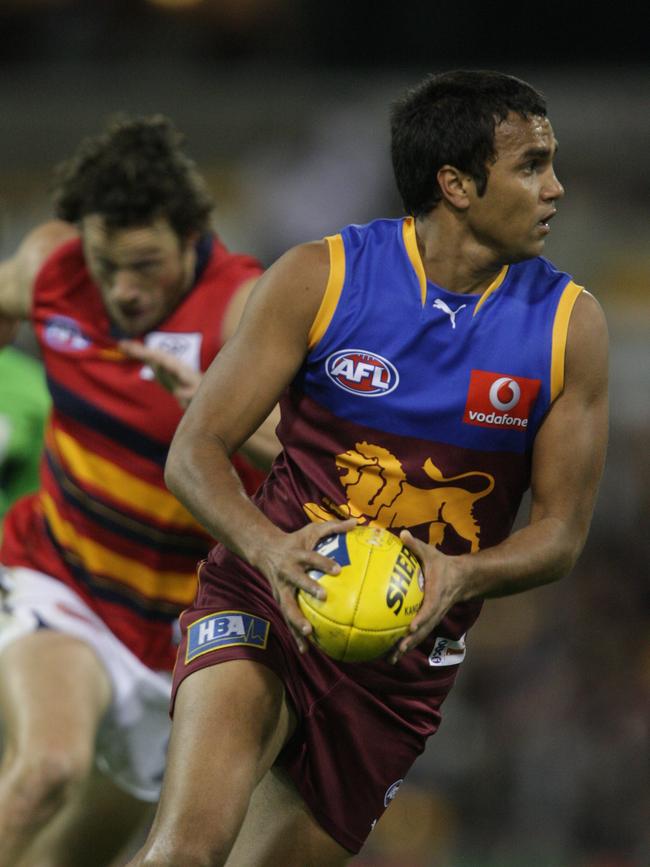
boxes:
[1,235,264,670]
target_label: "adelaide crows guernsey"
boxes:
[1,234,263,669]
[212,216,582,654]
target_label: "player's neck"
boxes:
[414,213,504,296]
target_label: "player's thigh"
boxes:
[154,659,294,836]
[15,764,154,867]
[226,765,351,867]
[0,630,111,765]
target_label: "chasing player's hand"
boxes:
[256,518,358,653]
[389,530,463,664]
[119,339,202,409]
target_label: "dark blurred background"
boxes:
[0,2,648,865]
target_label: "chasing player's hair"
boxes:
[52,115,214,236]
[390,69,547,217]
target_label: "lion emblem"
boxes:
[304,441,494,552]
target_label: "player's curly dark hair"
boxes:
[390,69,548,217]
[52,115,214,236]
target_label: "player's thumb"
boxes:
[399,529,426,561]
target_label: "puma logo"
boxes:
[433,298,466,329]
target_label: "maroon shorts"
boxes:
[171,552,461,854]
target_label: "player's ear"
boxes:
[437,165,472,210]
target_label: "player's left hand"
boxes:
[119,340,202,409]
[389,529,463,664]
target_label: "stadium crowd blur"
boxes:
[0,3,648,865]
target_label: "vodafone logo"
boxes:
[488,377,521,411]
[464,370,541,431]
[325,349,399,397]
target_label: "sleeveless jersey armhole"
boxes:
[550,280,583,401]
[307,233,346,350]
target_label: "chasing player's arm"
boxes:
[119,274,281,468]
[397,290,609,658]
[0,221,78,346]
[164,242,357,649]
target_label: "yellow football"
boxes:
[297,525,424,663]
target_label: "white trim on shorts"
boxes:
[0,566,171,801]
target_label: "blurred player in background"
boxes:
[0,115,278,867]
[128,70,608,866]
[0,345,50,530]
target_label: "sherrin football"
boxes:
[297,525,424,663]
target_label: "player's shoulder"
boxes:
[239,239,331,335]
[515,254,574,284]
[569,288,608,344]
[1,221,79,318]
[207,233,262,275]
[18,220,80,274]
[262,238,331,295]
[21,220,78,255]
[564,288,608,398]
[336,216,404,246]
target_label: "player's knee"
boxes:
[0,747,90,830]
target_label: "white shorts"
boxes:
[0,566,172,802]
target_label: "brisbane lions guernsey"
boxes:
[215,216,583,656]
[1,234,264,670]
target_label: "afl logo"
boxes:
[44,315,91,351]
[489,377,521,411]
[325,349,399,397]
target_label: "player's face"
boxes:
[466,113,564,263]
[82,216,197,336]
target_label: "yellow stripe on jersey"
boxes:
[402,217,427,306]
[40,491,196,605]
[308,234,346,349]
[473,266,509,315]
[52,426,200,529]
[550,280,583,400]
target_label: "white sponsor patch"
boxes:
[428,633,467,667]
[140,331,202,380]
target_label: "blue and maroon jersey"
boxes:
[1,233,264,669]
[211,216,583,649]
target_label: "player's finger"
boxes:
[305,517,358,544]
[280,588,312,652]
[389,622,429,663]
[399,529,427,563]
[303,551,342,575]
[118,339,149,360]
[287,563,327,600]
[120,340,185,375]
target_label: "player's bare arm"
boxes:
[397,289,608,659]
[165,241,356,649]
[0,221,78,336]
[220,273,282,469]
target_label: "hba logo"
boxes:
[325,349,399,397]
[464,370,541,430]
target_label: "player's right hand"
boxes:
[256,518,358,653]
[119,339,202,409]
